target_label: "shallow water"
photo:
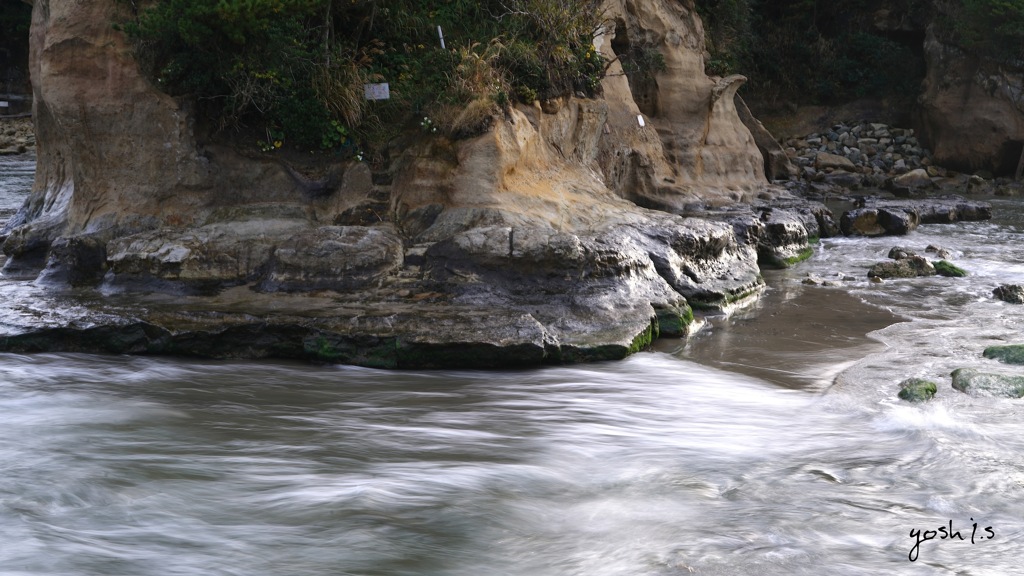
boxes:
[0,153,33,221]
[2,160,1024,574]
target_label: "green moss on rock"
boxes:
[655,305,694,338]
[933,260,968,277]
[951,368,1024,398]
[627,323,655,354]
[983,344,1024,365]
[759,246,814,270]
[897,377,938,402]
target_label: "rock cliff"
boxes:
[0,0,809,366]
[916,25,1024,176]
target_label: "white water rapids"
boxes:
[1,157,1023,574]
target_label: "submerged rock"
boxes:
[951,368,1024,398]
[891,168,935,190]
[840,207,919,236]
[887,246,917,260]
[867,256,935,279]
[994,284,1024,304]
[898,378,938,402]
[925,244,952,259]
[983,345,1024,365]
[933,260,968,277]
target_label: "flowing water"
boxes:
[0,154,33,225]
[2,156,1024,574]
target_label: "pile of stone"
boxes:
[0,117,35,155]
[784,121,931,188]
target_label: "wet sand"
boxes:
[660,269,904,390]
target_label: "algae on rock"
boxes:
[898,378,938,402]
[983,345,1024,365]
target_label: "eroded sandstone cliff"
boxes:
[0,0,796,366]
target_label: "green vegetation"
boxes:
[696,0,926,105]
[759,246,814,269]
[898,377,938,402]
[943,0,1024,63]
[0,2,32,93]
[933,260,968,277]
[119,0,605,154]
[655,306,694,338]
[983,344,1024,365]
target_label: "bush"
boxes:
[696,0,926,105]
[119,0,607,153]
[951,0,1024,64]
[0,2,32,92]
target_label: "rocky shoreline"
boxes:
[0,116,1000,369]
[0,117,35,156]
[777,120,1024,198]
[1,0,1017,369]
[0,179,995,368]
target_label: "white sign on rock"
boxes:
[363,83,391,101]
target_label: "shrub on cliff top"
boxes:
[696,0,926,105]
[944,0,1024,63]
[0,1,32,93]
[119,0,605,153]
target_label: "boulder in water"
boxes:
[933,260,968,277]
[887,246,917,260]
[898,378,938,402]
[868,255,935,279]
[983,345,1024,365]
[951,368,1024,398]
[994,284,1024,304]
[840,207,919,236]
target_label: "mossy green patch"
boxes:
[758,246,813,270]
[897,377,938,402]
[951,368,1024,398]
[934,260,968,277]
[627,324,655,354]
[784,247,815,267]
[655,306,694,338]
[983,344,1024,365]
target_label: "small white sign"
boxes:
[363,83,391,100]
[0,102,9,108]
[637,114,645,127]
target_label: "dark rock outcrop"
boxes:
[868,256,934,279]
[839,196,992,237]
[994,284,1024,304]
[841,207,919,237]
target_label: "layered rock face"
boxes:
[916,26,1024,176]
[596,0,767,210]
[0,0,793,366]
[3,0,349,268]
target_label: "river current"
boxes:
[1,155,1023,574]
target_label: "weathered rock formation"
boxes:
[994,284,1024,304]
[0,0,802,366]
[916,26,1024,176]
[898,377,937,402]
[840,196,991,237]
[951,368,1024,398]
[595,0,767,210]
